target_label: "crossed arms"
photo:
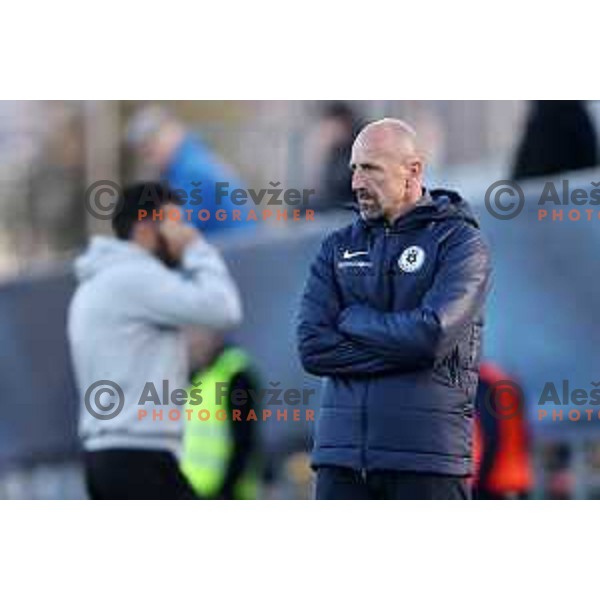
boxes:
[297,229,491,377]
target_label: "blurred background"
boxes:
[1,100,600,499]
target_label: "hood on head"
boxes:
[73,236,148,282]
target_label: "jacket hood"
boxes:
[74,236,149,282]
[360,188,480,231]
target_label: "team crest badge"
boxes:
[398,246,425,273]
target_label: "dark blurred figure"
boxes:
[543,443,574,500]
[473,363,533,499]
[312,102,362,212]
[512,100,598,180]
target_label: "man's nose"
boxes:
[352,171,365,190]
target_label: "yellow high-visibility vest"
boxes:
[180,347,259,499]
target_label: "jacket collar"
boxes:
[360,188,434,231]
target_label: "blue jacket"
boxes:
[163,135,257,237]
[297,189,492,476]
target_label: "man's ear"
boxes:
[408,157,424,178]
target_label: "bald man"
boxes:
[297,119,491,500]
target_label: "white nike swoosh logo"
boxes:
[342,250,369,259]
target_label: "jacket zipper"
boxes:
[361,223,391,479]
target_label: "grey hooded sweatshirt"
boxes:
[68,236,242,457]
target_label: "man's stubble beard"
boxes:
[359,196,385,221]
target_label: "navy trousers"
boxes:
[315,467,471,500]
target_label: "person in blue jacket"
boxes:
[297,118,492,500]
[126,105,257,238]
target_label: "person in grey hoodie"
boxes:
[68,182,242,499]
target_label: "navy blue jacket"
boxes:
[297,189,492,476]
